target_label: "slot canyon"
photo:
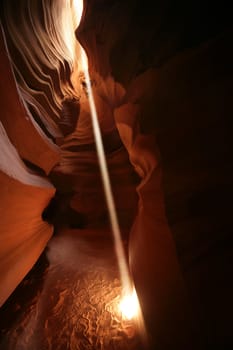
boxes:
[0,1,233,349]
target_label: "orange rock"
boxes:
[0,122,55,306]
[0,25,60,175]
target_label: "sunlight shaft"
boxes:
[80,51,131,293]
[71,3,148,344]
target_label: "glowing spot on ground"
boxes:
[119,288,140,320]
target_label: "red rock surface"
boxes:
[0,1,233,349]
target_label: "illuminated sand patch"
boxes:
[1,232,142,350]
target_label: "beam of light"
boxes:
[79,48,148,346]
[79,48,131,292]
[71,6,129,290]
[71,0,148,345]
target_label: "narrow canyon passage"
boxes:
[0,93,142,350]
[1,0,233,349]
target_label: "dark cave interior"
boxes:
[0,1,233,349]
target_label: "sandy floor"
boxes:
[0,229,143,350]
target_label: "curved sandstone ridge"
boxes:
[0,122,55,306]
[0,26,60,175]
